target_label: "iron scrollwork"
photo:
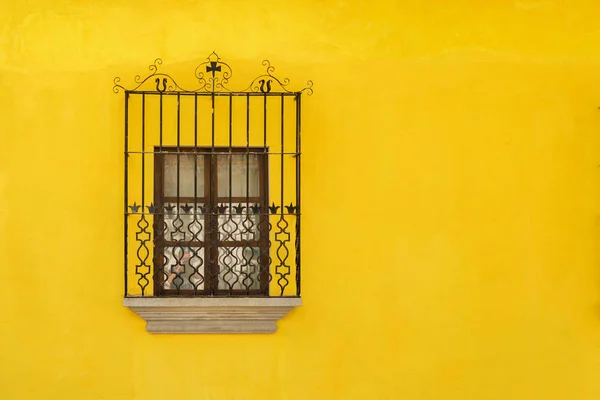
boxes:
[194,51,233,93]
[113,52,313,95]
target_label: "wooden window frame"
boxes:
[153,146,269,296]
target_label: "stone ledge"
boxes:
[123,297,302,334]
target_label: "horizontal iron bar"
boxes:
[158,240,264,247]
[126,91,300,97]
[125,212,301,216]
[124,295,301,298]
[127,151,301,155]
[160,197,262,203]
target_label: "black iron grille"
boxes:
[114,53,312,297]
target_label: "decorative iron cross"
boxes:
[206,61,221,77]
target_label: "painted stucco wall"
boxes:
[1,1,600,398]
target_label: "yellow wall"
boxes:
[2,0,600,398]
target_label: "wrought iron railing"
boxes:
[114,53,312,298]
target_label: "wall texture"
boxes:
[2,1,600,399]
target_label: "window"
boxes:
[117,53,311,333]
[154,147,269,296]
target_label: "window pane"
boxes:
[216,202,260,241]
[218,247,261,291]
[162,246,204,290]
[164,154,204,198]
[164,202,205,242]
[217,154,260,197]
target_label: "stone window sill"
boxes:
[123,297,302,334]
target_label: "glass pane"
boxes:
[162,246,204,290]
[217,154,260,197]
[217,202,260,241]
[164,154,204,198]
[218,247,261,290]
[164,202,205,242]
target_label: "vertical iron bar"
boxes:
[279,93,288,296]
[263,95,267,145]
[263,93,268,215]
[141,94,145,208]
[230,94,236,295]
[280,94,284,212]
[124,92,129,297]
[175,93,181,294]
[296,93,302,297]
[140,93,146,296]
[249,93,253,197]
[243,94,250,294]
[246,96,250,213]
[176,93,181,205]
[194,95,198,201]
[158,92,163,294]
[193,94,199,294]
[262,94,268,295]
[159,93,163,151]
[210,92,216,295]
[194,95,198,197]
[248,93,260,294]
[229,95,233,208]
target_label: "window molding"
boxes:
[123,297,302,333]
[154,147,270,296]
